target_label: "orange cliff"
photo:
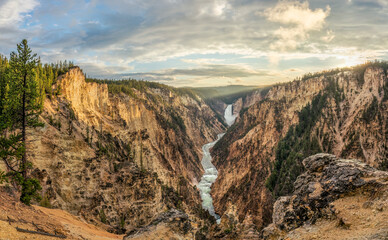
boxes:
[11,66,226,235]
[211,66,388,229]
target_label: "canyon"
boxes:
[211,64,388,234]
[198,133,224,223]
[1,67,227,238]
[2,1,388,239]
[198,104,237,223]
[0,62,387,240]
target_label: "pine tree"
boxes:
[0,39,43,205]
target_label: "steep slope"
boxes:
[20,67,225,235]
[0,187,123,240]
[262,154,388,240]
[231,86,271,116]
[211,63,388,229]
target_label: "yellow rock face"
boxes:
[23,67,225,234]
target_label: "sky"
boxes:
[1,0,388,87]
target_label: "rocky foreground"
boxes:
[262,153,388,240]
[0,187,123,240]
[121,153,388,239]
[1,153,387,239]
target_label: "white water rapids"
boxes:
[198,104,237,223]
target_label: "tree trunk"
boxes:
[21,72,27,179]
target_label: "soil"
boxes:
[0,187,123,240]
[285,194,388,240]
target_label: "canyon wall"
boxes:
[25,67,225,234]
[211,65,388,229]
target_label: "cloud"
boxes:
[79,62,134,78]
[94,63,275,86]
[352,0,388,8]
[264,0,331,51]
[264,0,330,31]
[170,64,271,78]
[286,68,303,72]
[0,0,39,25]
[0,0,40,52]
[181,58,225,65]
[1,0,388,87]
[199,0,231,17]
[321,30,335,42]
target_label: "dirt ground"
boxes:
[0,187,123,240]
[284,194,388,240]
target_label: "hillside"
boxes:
[1,66,227,237]
[211,62,388,230]
[0,186,123,240]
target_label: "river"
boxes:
[198,104,237,223]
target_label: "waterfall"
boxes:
[224,104,237,126]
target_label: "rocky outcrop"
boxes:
[231,88,267,122]
[21,67,226,235]
[232,88,267,115]
[262,153,388,239]
[53,68,225,185]
[211,64,388,228]
[123,209,191,239]
[55,67,110,127]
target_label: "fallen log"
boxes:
[16,227,66,239]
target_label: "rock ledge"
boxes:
[262,153,388,238]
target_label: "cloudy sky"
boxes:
[1,0,388,87]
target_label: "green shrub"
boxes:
[100,209,107,223]
[40,195,52,208]
[9,172,42,205]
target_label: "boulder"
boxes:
[263,153,388,234]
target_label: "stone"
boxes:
[362,201,373,209]
[264,154,388,236]
[302,153,337,172]
[261,223,282,239]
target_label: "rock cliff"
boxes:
[22,67,225,235]
[211,64,388,229]
[2,63,387,239]
[262,153,388,239]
